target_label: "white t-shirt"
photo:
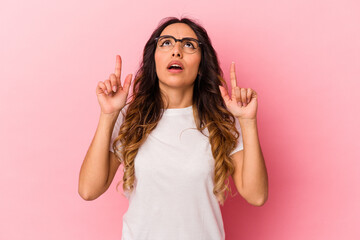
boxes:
[109,105,244,240]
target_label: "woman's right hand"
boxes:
[96,55,133,114]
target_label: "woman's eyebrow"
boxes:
[161,34,198,40]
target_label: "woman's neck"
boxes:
[160,84,194,109]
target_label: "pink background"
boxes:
[1,0,359,239]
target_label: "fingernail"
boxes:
[113,86,117,92]
[105,90,108,94]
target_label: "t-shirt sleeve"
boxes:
[109,107,127,153]
[230,118,244,156]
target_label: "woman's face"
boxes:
[154,23,201,91]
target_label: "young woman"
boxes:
[79,17,268,240]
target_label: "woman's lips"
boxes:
[167,68,183,73]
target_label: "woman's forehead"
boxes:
[160,23,198,40]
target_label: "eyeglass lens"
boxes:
[157,36,199,53]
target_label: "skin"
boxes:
[154,23,201,109]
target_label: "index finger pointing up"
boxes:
[115,55,122,84]
[230,62,238,89]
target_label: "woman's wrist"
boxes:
[99,110,121,125]
[238,117,257,126]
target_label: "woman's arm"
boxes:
[79,55,132,200]
[231,118,268,206]
[78,111,120,200]
[219,62,268,206]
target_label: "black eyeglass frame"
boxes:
[154,35,202,51]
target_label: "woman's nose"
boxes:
[171,42,183,57]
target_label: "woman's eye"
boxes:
[184,41,195,48]
[162,40,172,46]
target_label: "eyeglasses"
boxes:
[154,35,202,54]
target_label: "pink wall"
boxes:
[1,0,359,239]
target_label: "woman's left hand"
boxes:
[219,62,258,120]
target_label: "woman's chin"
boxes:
[159,79,194,89]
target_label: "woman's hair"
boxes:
[112,16,240,206]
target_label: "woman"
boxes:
[79,17,268,240]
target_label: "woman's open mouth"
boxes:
[167,63,184,73]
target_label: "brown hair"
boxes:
[112,16,240,206]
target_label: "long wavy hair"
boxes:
[112,17,240,206]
